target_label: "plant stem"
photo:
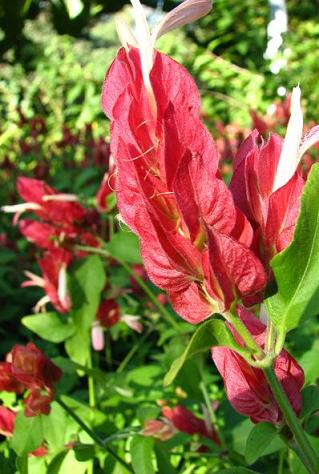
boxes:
[57,398,133,473]
[88,349,96,410]
[263,366,319,474]
[116,325,154,373]
[225,311,264,359]
[199,380,225,448]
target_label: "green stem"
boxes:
[88,349,96,410]
[199,380,225,448]
[263,366,319,474]
[75,244,181,331]
[57,398,133,473]
[265,320,276,354]
[225,311,264,359]
[117,325,154,373]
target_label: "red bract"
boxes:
[0,362,24,394]
[1,343,62,418]
[102,47,267,323]
[24,388,53,417]
[96,169,115,212]
[39,248,72,313]
[97,299,120,328]
[19,220,61,250]
[162,405,220,445]
[212,308,304,424]
[0,406,48,456]
[230,131,305,262]
[10,343,62,389]
[16,177,85,224]
[0,406,16,437]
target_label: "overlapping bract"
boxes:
[102,48,267,323]
[0,343,62,417]
[230,132,305,263]
[212,307,304,424]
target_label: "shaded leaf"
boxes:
[245,422,277,464]
[164,317,247,386]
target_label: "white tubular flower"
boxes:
[58,264,72,311]
[273,86,303,192]
[116,0,212,90]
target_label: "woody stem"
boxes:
[264,366,319,474]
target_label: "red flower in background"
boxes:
[162,405,220,445]
[212,308,304,424]
[22,248,72,314]
[0,362,24,394]
[0,343,62,417]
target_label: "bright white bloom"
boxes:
[117,0,212,89]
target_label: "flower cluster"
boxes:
[2,177,101,313]
[144,404,220,445]
[102,0,319,425]
[91,298,143,351]
[212,307,304,423]
[0,343,62,417]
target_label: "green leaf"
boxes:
[164,318,246,386]
[154,444,177,474]
[130,435,155,474]
[16,455,28,474]
[42,402,67,451]
[266,164,319,334]
[218,469,260,474]
[299,349,319,384]
[66,255,106,365]
[245,422,277,464]
[301,385,319,419]
[106,230,142,264]
[11,412,44,456]
[22,312,75,343]
[74,444,95,462]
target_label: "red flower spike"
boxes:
[162,405,220,445]
[39,248,72,313]
[230,131,305,263]
[19,220,60,250]
[212,307,304,424]
[102,46,267,322]
[14,177,85,225]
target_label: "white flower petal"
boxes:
[115,16,138,50]
[273,86,303,192]
[151,0,212,44]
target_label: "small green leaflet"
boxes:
[164,317,247,386]
[266,164,319,334]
